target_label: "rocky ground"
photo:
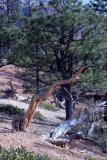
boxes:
[0,65,106,160]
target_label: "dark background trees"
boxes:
[0,0,107,119]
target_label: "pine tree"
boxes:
[0,0,22,62]
[17,0,106,119]
[91,0,107,13]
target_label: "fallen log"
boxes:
[47,131,83,144]
[46,114,88,139]
[49,100,106,140]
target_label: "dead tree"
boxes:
[44,100,106,149]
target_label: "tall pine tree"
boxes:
[91,0,107,13]
[16,0,106,119]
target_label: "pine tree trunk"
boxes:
[64,84,75,120]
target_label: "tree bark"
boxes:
[64,84,75,120]
[65,98,73,120]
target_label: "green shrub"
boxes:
[39,103,56,111]
[33,111,45,121]
[0,104,25,116]
[84,156,96,160]
[0,146,52,160]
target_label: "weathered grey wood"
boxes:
[51,114,87,139]
[44,100,106,144]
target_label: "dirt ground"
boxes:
[0,65,25,94]
[0,112,107,160]
[0,65,107,160]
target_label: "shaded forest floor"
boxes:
[0,65,106,160]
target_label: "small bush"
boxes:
[84,156,96,160]
[39,103,56,111]
[0,146,52,160]
[33,111,45,121]
[0,104,25,116]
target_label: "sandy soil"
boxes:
[0,111,107,160]
[0,65,107,160]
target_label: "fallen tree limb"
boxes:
[48,100,106,140]
[48,114,88,139]
[47,131,83,147]
[45,100,107,153]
